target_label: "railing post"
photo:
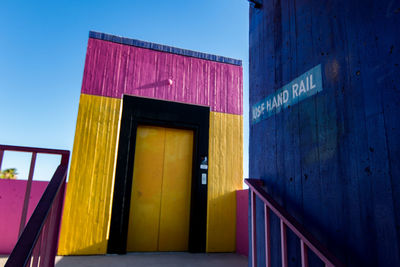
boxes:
[61,152,69,166]
[31,231,43,267]
[39,218,50,267]
[0,149,4,170]
[301,240,309,267]
[42,205,57,267]
[280,219,288,267]
[45,180,66,267]
[264,204,271,267]
[19,152,37,236]
[251,190,257,267]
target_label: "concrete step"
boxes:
[55,253,247,267]
[1,252,247,266]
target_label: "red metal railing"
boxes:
[1,145,69,267]
[245,179,344,267]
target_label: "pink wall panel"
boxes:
[81,38,243,115]
[236,189,249,256]
[0,179,48,254]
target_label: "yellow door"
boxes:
[127,125,193,252]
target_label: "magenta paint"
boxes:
[0,179,48,254]
[236,189,249,256]
[81,38,243,115]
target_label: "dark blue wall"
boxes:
[249,0,400,266]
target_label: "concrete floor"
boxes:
[0,256,6,267]
[1,253,248,267]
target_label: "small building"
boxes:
[58,32,243,255]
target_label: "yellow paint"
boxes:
[127,126,165,251]
[206,112,243,252]
[58,94,121,255]
[158,127,193,251]
[128,126,193,252]
[58,94,242,254]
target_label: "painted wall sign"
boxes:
[252,64,322,124]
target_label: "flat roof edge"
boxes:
[89,31,242,66]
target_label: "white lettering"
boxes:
[292,83,299,98]
[272,97,277,109]
[277,93,283,107]
[310,74,316,90]
[299,80,306,95]
[283,90,289,103]
[252,107,258,120]
[266,99,272,111]
[252,65,322,124]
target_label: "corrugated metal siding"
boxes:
[249,1,400,266]
[58,94,121,255]
[207,112,243,252]
[81,38,243,115]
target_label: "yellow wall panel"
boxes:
[206,112,243,252]
[58,94,121,255]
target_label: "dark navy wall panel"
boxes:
[249,0,400,266]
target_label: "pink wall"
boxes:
[0,179,48,254]
[81,38,243,115]
[236,189,249,256]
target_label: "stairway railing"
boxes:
[245,178,344,267]
[1,145,69,267]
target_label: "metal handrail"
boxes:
[1,145,69,267]
[245,178,344,267]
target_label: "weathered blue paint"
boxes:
[249,0,400,266]
[252,64,322,123]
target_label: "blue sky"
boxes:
[0,0,249,181]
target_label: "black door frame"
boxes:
[107,95,209,254]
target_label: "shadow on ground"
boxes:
[55,252,248,267]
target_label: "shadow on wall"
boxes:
[236,189,248,257]
[135,79,173,90]
[57,241,109,256]
[58,190,247,256]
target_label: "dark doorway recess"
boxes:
[107,95,209,254]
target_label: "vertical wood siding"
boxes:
[62,34,243,254]
[81,38,243,115]
[58,94,121,255]
[249,0,400,266]
[207,112,243,252]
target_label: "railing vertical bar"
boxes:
[264,204,271,267]
[280,219,288,267]
[251,190,257,267]
[42,206,57,267]
[31,231,43,267]
[38,218,50,267]
[52,180,66,258]
[19,152,37,236]
[301,239,309,267]
[0,150,4,170]
[42,180,65,267]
